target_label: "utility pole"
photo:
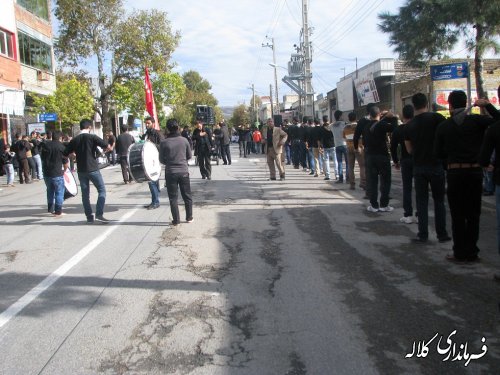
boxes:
[269,84,274,118]
[262,36,280,116]
[248,84,256,124]
[302,0,314,119]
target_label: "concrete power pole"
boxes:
[302,0,314,119]
[262,37,280,117]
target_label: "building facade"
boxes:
[0,0,56,144]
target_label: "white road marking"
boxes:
[0,208,138,329]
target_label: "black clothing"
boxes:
[159,133,192,175]
[479,121,500,185]
[165,173,193,224]
[31,138,42,156]
[64,133,108,173]
[288,124,300,141]
[141,128,162,146]
[434,110,495,261]
[12,139,30,160]
[319,125,334,148]
[390,124,411,164]
[310,126,322,148]
[41,140,68,177]
[404,112,446,166]
[353,117,371,150]
[434,111,496,164]
[362,118,396,156]
[115,133,135,156]
[192,127,213,178]
[266,128,273,148]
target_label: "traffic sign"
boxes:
[430,62,469,81]
[39,112,58,121]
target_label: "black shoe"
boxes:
[86,215,94,224]
[147,204,160,210]
[144,203,154,209]
[270,177,277,181]
[280,175,285,181]
[223,162,227,165]
[446,254,467,264]
[202,176,206,179]
[171,220,179,226]
[95,216,111,224]
[438,236,452,243]
[411,237,428,244]
[207,176,211,180]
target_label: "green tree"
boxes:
[169,70,221,126]
[378,0,500,97]
[33,77,94,132]
[113,72,186,122]
[54,0,180,131]
[229,104,250,129]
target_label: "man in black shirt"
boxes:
[391,104,415,224]
[362,106,397,212]
[404,93,450,243]
[41,131,69,217]
[435,90,498,262]
[115,124,135,184]
[65,119,111,224]
[479,115,500,281]
[192,120,214,180]
[354,103,376,199]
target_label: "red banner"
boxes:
[144,67,159,130]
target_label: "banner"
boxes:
[144,67,159,130]
[354,77,379,106]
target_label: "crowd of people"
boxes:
[1,88,499,280]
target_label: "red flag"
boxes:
[144,67,160,130]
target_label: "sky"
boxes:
[114,0,468,107]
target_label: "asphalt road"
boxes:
[0,144,499,375]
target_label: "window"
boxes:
[17,0,49,21]
[18,31,53,72]
[0,29,15,59]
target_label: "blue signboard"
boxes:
[430,62,469,81]
[39,112,58,122]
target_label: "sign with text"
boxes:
[430,62,469,81]
[39,112,58,122]
[27,123,46,135]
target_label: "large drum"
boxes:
[63,169,78,200]
[128,142,161,182]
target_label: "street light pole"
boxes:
[262,36,280,116]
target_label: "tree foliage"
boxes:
[229,104,250,129]
[33,76,94,132]
[168,70,221,127]
[54,0,180,130]
[378,0,500,97]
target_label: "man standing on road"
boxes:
[115,124,135,184]
[192,120,214,180]
[106,130,116,166]
[262,118,288,181]
[219,121,232,165]
[479,107,500,280]
[141,117,162,209]
[160,119,193,226]
[65,119,111,224]
[41,131,69,217]
[362,106,397,212]
[435,91,498,262]
[404,93,450,243]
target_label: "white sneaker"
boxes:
[367,206,379,213]
[400,216,412,224]
[379,206,394,212]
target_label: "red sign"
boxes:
[144,67,159,130]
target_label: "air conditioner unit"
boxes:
[37,70,50,81]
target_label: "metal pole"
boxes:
[270,84,274,118]
[272,37,279,116]
[466,62,472,108]
[302,0,314,119]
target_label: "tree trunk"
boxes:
[97,53,110,133]
[474,24,486,99]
